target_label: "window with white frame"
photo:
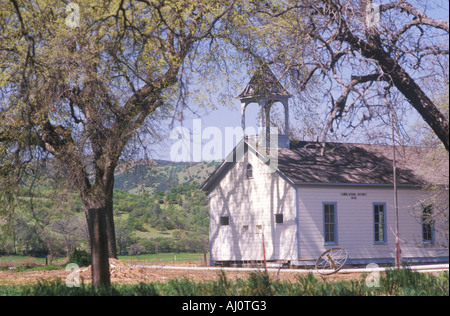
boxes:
[323,203,337,244]
[373,203,387,244]
[422,205,434,243]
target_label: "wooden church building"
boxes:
[201,65,449,266]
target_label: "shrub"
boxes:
[244,271,273,296]
[69,249,91,267]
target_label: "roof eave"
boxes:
[292,181,431,187]
[237,93,292,102]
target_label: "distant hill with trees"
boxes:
[114,160,221,193]
[0,160,221,260]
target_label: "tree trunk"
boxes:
[87,208,111,288]
[105,183,118,259]
[82,173,117,287]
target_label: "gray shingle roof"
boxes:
[201,140,449,192]
[278,141,449,186]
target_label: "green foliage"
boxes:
[111,180,210,255]
[0,0,238,276]
[244,272,274,296]
[0,165,210,257]
[381,267,450,296]
[2,270,448,296]
[165,278,205,296]
[69,249,91,268]
[0,285,25,296]
[0,169,87,258]
[21,280,121,296]
[211,270,237,296]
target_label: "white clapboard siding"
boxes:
[297,185,448,263]
[209,151,297,262]
[208,146,448,265]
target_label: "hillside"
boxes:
[114,160,221,193]
[0,160,222,258]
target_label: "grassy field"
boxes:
[118,252,207,265]
[2,255,448,296]
[0,252,207,268]
[0,255,67,268]
[0,269,448,296]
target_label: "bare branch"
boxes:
[381,1,449,33]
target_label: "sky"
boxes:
[151,83,272,162]
[148,0,449,163]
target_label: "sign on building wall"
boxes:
[340,192,368,200]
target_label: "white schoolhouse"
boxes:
[201,66,449,266]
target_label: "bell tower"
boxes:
[239,64,292,149]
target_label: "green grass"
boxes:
[131,224,176,239]
[1,269,448,296]
[0,255,44,266]
[0,252,206,273]
[118,252,205,263]
[0,264,64,273]
[0,255,66,268]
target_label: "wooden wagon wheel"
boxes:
[315,248,348,275]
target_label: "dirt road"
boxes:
[0,259,365,285]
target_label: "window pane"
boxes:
[423,225,431,241]
[378,205,384,221]
[378,225,384,242]
[275,214,284,224]
[220,216,229,226]
[329,204,334,213]
[247,164,253,179]
[422,205,434,242]
[329,225,335,234]
[324,203,336,243]
[379,211,384,223]
[327,232,335,243]
[374,204,386,243]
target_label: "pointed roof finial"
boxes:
[238,63,292,101]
